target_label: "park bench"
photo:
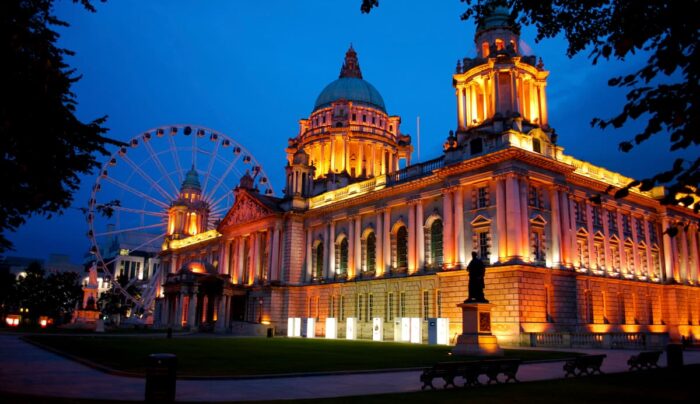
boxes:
[563,354,607,377]
[420,359,522,389]
[482,359,522,384]
[628,351,662,371]
[420,361,468,389]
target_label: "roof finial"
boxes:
[339,44,363,79]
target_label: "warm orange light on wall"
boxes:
[189,262,206,274]
[588,324,612,333]
[189,212,198,235]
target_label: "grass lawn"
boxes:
[24,335,579,377]
[2,365,696,404]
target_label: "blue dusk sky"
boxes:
[6,0,691,264]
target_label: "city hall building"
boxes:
[154,8,700,346]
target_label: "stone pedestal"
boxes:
[452,302,503,356]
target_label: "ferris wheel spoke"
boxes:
[111,205,168,217]
[201,140,221,194]
[167,133,185,184]
[205,154,242,203]
[119,154,176,202]
[99,231,168,270]
[94,222,165,238]
[103,176,169,209]
[143,138,181,196]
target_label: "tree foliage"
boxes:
[1,262,82,324]
[361,0,699,211]
[98,275,139,321]
[0,0,118,252]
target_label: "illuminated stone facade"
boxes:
[155,9,700,345]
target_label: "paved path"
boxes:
[1,334,699,402]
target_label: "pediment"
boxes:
[471,214,492,226]
[218,192,276,229]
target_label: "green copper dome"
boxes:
[181,166,201,191]
[477,5,517,32]
[313,45,386,113]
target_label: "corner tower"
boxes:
[166,166,210,239]
[287,46,412,192]
[451,5,555,157]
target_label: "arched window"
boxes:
[336,236,348,276]
[363,231,376,273]
[313,241,324,279]
[394,225,408,270]
[533,138,542,153]
[427,218,443,267]
[495,38,504,50]
[481,42,490,57]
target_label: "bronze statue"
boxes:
[466,251,488,303]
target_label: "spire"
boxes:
[339,44,363,79]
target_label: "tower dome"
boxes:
[313,46,386,113]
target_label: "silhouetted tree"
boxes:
[361,0,699,211]
[44,271,82,323]
[98,275,139,324]
[0,0,119,252]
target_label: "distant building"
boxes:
[154,7,699,346]
[0,256,45,279]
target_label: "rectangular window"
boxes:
[422,290,430,320]
[329,296,335,318]
[648,222,658,244]
[399,291,406,318]
[387,292,394,321]
[575,201,586,223]
[608,211,618,233]
[362,115,367,122]
[352,113,356,121]
[315,296,320,320]
[635,218,645,239]
[436,290,442,318]
[368,294,373,322]
[478,231,490,260]
[622,215,631,236]
[477,186,488,208]
[593,207,602,227]
[528,186,541,208]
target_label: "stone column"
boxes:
[631,217,641,276]
[457,85,466,130]
[170,254,179,274]
[602,209,612,271]
[679,224,689,282]
[383,209,391,273]
[408,202,416,273]
[519,177,529,260]
[376,211,384,274]
[616,210,626,271]
[443,189,454,266]
[306,228,313,281]
[237,237,245,285]
[549,188,561,266]
[252,232,260,283]
[496,177,507,262]
[559,190,571,266]
[644,218,653,276]
[661,216,674,282]
[585,202,595,268]
[354,216,362,275]
[505,174,522,260]
[330,137,336,173]
[323,223,330,279]
[271,226,280,281]
[174,292,184,328]
[357,143,364,176]
[568,198,578,266]
[187,290,198,329]
[215,296,227,331]
[348,218,355,278]
[539,83,548,126]
[416,201,425,271]
[454,187,465,267]
[328,221,335,278]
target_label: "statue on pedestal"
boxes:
[466,251,488,303]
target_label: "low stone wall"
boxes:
[522,332,669,349]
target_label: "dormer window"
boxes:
[495,39,505,51]
[533,138,542,153]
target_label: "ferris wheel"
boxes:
[86,124,274,318]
